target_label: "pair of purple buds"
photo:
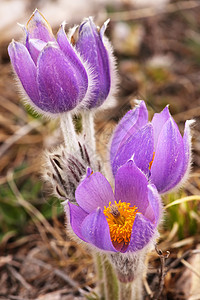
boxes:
[8,9,114,115]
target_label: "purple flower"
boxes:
[110,101,193,194]
[65,160,161,253]
[8,10,113,115]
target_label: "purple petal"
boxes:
[81,208,117,252]
[57,24,88,93]
[182,120,193,177]
[75,18,110,108]
[8,41,40,105]
[112,124,154,176]
[75,172,115,213]
[66,202,88,242]
[115,160,151,217]
[110,101,148,166]
[151,106,171,149]
[126,214,156,252]
[150,118,184,193]
[146,184,162,225]
[28,38,46,64]
[168,120,193,190]
[26,9,55,42]
[37,44,88,113]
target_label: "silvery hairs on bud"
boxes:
[43,141,102,203]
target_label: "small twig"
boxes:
[7,265,32,290]
[166,249,200,272]
[153,245,170,300]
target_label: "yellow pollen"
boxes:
[103,200,138,245]
[149,152,155,170]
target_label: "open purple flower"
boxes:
[8,10,113,115]
[65,160,161,253]
[110,101,193,194]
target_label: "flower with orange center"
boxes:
[66,160,162,253]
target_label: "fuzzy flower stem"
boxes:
[119,276,143,300]
[81,111,96,153]
[133,276,144,300]
[60,113,79,153]
[119,282,132,300]
[93,253,105,299]
[102,254,119,300]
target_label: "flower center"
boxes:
[103,200,138,245]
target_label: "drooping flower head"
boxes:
[8,9,115,115]
[110,101,193,194]
[66,160,161,253]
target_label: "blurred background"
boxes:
[0,0,200,299]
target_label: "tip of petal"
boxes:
[8,40,22,54]
[79,16,96,34]
[100,19,110,38]
[61,21,67,28]
[57,22,67,38]
[186,119,195,127]
[26,9,53,40]
[27,9,45,25]
[9,39,16,47]
[163,104,171,114]
[96,207,102,213]
[88,16,94,23]
[133,99,146,109]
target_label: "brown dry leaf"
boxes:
[175,245,200,299]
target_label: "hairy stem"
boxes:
[94,253,105,299]
[102,254,119,300]
[119,276,144,300]
[81,111,96,154]
[119,282,132,299]
[60,113,79,152]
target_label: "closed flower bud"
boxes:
[8,10,116,116]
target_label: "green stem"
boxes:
[119,282,132,299]
[119,277,143,300]
[81,111,96,153]
[60,113,79,152]
[94,253,105,299]
[102,254,119,300]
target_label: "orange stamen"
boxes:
[103,201,138,245]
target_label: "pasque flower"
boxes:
[66,160,161,253]
[110,101,193,194]
[8,9,113,115]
